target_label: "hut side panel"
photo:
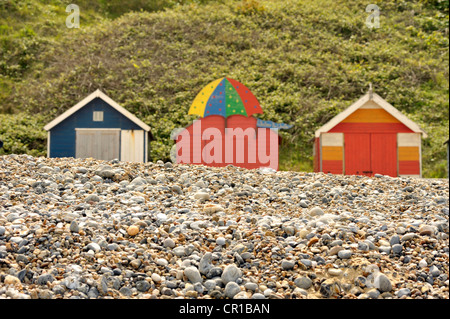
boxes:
[397,133,421,176]
[320,133,344,174]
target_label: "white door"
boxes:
[121,130,144,162]
[76,129,120,160]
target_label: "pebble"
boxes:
[281,259,296,270]
[328,268,343,277]
[392,244,403,255]
[221,264,242,284]
[224,282,241,298]
[184,267,202,284]
[308,206,324,217]
[163,238,175,248]
[419,259,428,268]
[199,252,213,275]
[127,225,140,236]
[151,273,162,283]
[294,277,312,290]
[338,250,352,259]
[244,282,258,291]
[0,154,447,300]
[419,225,435,236]
[396,288,411,298]
[374,273,392,292]
[216,237,226,246]
[70,220,79,233]
[4,275,21,286]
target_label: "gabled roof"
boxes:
[44,89,151,132]
[314,90,427,138]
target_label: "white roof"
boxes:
[44,89,151,131]
[314,91,427,138]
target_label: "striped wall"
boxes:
[329,103,413,134]
[398,133,421,177]
[320,133,344,174]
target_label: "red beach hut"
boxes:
[314,87,427,177]
[173,78,280,170]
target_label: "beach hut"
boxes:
[44,89,151,162]
[314,87,427,177]
[445,139,449,178]
[174,77,283,171]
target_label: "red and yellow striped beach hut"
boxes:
[314,88,427,177]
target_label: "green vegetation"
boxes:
[0,0,448,177]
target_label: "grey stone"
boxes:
[299,200,308,208]
[224,282,241,298]
[367,288,380,299]
[374,273,392,292]
[171,185,183,194]
[163,238,175,248]
[390,235,400,246]
[16,254,29,264]
[379,246,391,254]
[281,259,296,270]
[64,275,80,290]
[396,288,411,298]
[107,243,119,251]
[130,177,147,186]
[244,282,258,291]
[216,237,226,246]
[429,265,440,277]
[206,267,222,279]
[37,273,54,285]
[221,264,242,284]
[358,242,369,251]
[136,280,151,292]
[204,280,217,291]
[401,233,417,242]
[70,220,79,233]
[119,287,132,296]
[184,266,202,284]
[85,194,100,202]
[52,285,66,295]
[156,258,168,267]
[86,242,101,252]
[330,240,343,247]
[308,206,324,217]
[199,252,213,275]
[87,287,99,298]
[392,244,403,255]
[338,250,352,259]
[294,276,312,290]
[173,246,186,257]
[300,259,312,268]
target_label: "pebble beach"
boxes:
[0,154,448,299]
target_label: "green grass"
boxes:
[0,0,448,177]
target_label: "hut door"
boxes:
[345,133,397,177]
[76,129,120,161]
[121,130,144,162]
[344,133,372,176]
[371,133,397,177]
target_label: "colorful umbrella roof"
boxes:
[188,77,263,118]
